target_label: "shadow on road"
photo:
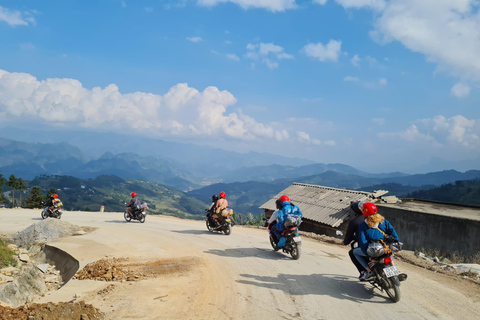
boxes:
[236,273,394,303]
[205,247,291,260]
[103,220,140,224]
[171,229,224,235]
[31,218,43,221]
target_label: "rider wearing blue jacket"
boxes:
[354,202,400,281]
[275,195,303,247]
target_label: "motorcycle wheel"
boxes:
[290,241,301,260]
[269,236,280,251]
[139,214,146,223]
[41,210,47,219]
[206,220,213,232]
[124,211,132,222]
[384,276,401,302]
[223,224,231,235]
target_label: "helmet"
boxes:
[360,202,378,217]
[212,194,219,201]
[131,192,137,197]
[219,192,226,199]
[278,195,290,203]
[52,194,58,199]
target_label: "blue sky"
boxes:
[0,0,479,173]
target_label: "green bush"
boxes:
[0,239,17,268]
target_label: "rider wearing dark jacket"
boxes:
[126,192,142,218]
[342,201,365,275]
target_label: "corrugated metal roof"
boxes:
[259,183,371,228]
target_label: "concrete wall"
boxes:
[378,205,480,257]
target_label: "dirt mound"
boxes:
[12,219,82,247]
[0,301,104,320]
[75,257,201,281]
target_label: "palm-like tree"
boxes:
[7,175,19,208]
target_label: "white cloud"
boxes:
[0,5,35,27]
[0,69,296,142]
[187,36,203,43]
[344,76,359,82]
[197,0,296,12]
[351,54,361,67]
[226,53,240,61]
[371,118,385,125]
[297,131,322,145]
[246,42,294,69]
[360,0,480,86]
[303,40,343,62]
[121,1,127,8]
[144,7,153,12]
[314,0,328,5]
[451,83,471,98]
[379,78,387,86]
[335,0,386,11]
[379,115,480,149]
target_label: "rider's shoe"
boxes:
[278,237,286,247]
[360,271,374,281]
[358,271,366,280]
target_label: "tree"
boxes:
[0,171,5,203]
[46,187,56,201]
[17,178,27,208]
[25,186,45,209]
[6,175,19,208]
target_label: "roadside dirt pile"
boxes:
[75,256,201,282]
[12,219,82,247]
[0,301,104,320]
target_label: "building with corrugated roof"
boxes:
[259,183,384,236]
[260,182,480,257]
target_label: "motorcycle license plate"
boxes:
[383,266,400,278]
[293,236,301,243]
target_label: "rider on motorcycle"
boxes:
[126,192,142,218]
[274,195,303,248]
[213,192,233,225]
[45,194,61,217]
[353,202,400,281]
[342,201,366,279]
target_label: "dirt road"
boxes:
[1,209,479,320]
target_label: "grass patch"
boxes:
[0,239,17,268]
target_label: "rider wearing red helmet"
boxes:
[353,201,400,281]
[126,192,142,218]
[213,191,233,226]
[271,195,303,247]
[45,193,62,217]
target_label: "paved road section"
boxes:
[1,209,479,320]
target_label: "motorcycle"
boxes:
[268,222,302,260]
[205,209,232,235]
[365,252,407,302]
[41,202,63,219]
[124,203,147,223]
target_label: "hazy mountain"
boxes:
[0,127,315,178]
[25,174,208,219]
[189,169,480,215]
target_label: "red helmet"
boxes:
[52,194,58,199]
[361,202,378,217]
[131,192,137,197]
[278,195,290,203]
[219,192,226,199]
